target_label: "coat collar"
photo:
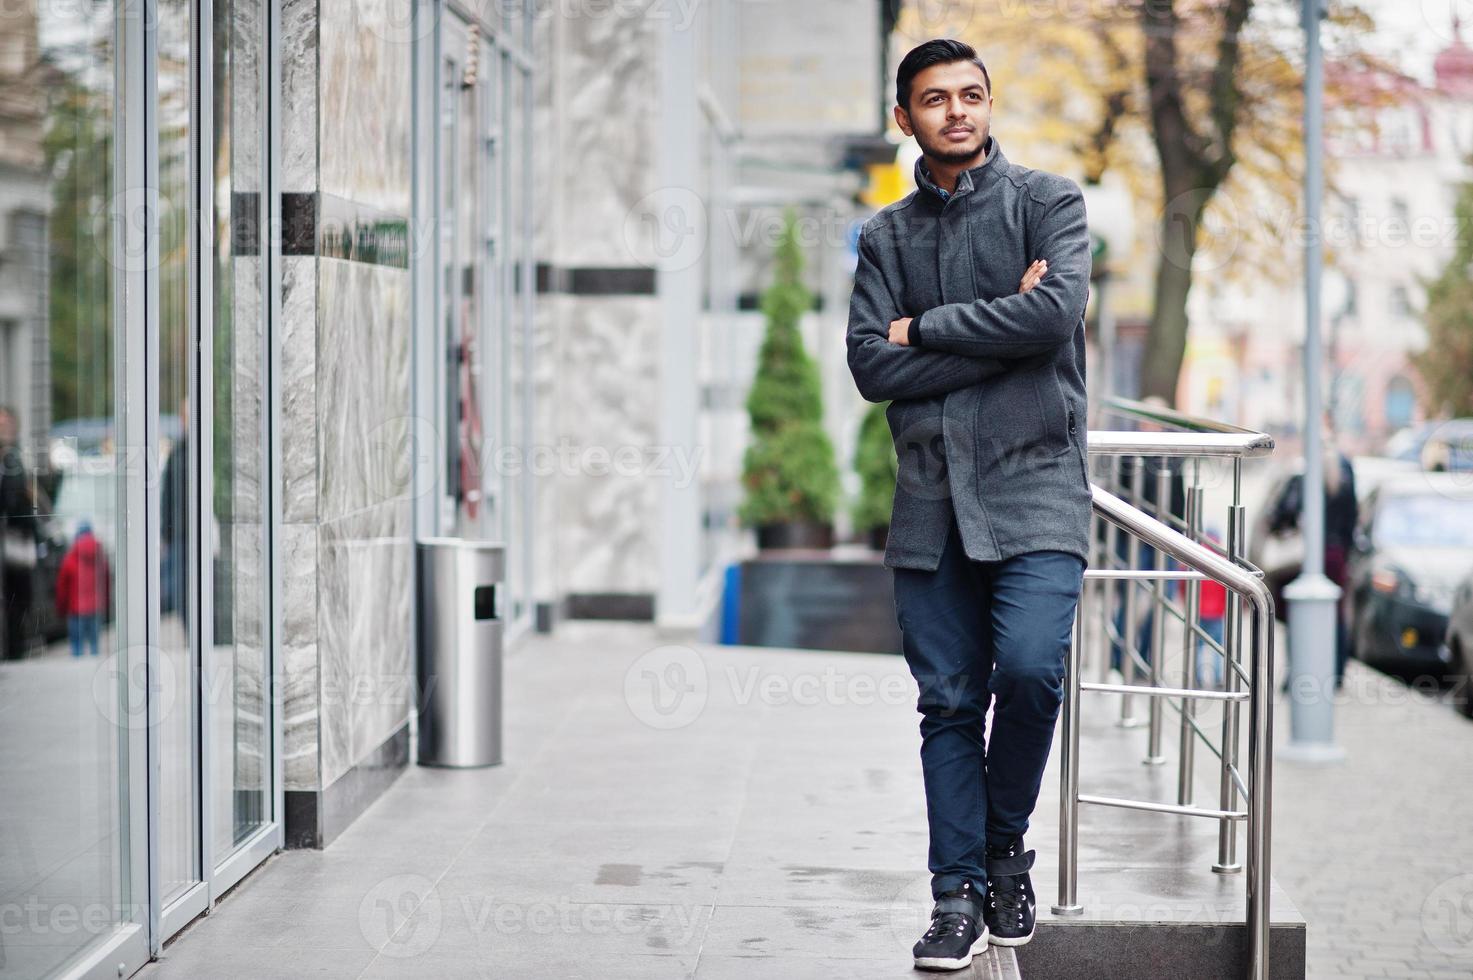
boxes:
[914,134,1007,202]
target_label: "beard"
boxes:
[916,126,991,165]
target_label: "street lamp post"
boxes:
[1283,0,1345,763]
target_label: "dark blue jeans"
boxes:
[893,518,1086,900]
[68,613,100,658]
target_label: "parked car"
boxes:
[1380,422,1441,464]
[1447,570,1473,719]
[1346,474,1473,675]
[1419,418,1473,473]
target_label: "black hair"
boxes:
[896,38,991,110]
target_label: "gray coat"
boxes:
[845,136,1093,570]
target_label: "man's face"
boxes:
[895,60,992,164]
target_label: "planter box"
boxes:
[735,548,902,654]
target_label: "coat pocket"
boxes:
[1039,362,1073,459]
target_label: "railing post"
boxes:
[1145,462,1169,765]
[1246,600,1275,980]
[1120,456,1145,728]
[1103,455,1122,688]
[1052,598,1084,916]
[1177,462,1202,807]
[1215,461,1245,873]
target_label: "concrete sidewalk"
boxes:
[1270,660,1473,980]
[140,622,1022,979]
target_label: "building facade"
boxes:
[0,2,889,978]
[1180,32,1473,448]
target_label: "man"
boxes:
[845,40,1092,970]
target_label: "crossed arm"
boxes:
[905,179,1091,358]
[846,232,1023,403]
[846,178,1091,404]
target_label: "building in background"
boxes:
[1181,28,1473,449]
[0,3,895,977]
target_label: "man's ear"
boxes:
[893,104,912,137]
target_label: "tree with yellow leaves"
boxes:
[894,0,1390,405]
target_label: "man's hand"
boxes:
[887,259,1048,345]
[1018,259,1047,293]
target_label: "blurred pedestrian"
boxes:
[55,520,109,658]
[0,406,39,661]
[1194,528,1228,689]
[161,396,189,630]
[1267,424,1356,689]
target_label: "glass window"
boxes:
[156,0,200,908]
[1375,494,1473,549]
[0,1,135,975]
[208,0,271,860]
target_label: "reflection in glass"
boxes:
[208,0,269,858]
[504,56,529,625]
[157,0,199,907]
[0,0,131,976]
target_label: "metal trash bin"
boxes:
[415,538,505,767]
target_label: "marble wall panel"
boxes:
[348,498,413,766]
[229,0,263,193]
[281,256,317,524]
[316,497,412,787]
[315,510,352,788]
[228,256,263,523]
[555,295,662,595]
[317,259,412,525]
[280,522,320,790]
[280,0,318,192]
[318,0,411,215]
[548,2,658,267]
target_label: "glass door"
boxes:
[0,0,149,976]
[204,0,273,884]
[434,9,533,636]
[153,0,202,924]
[439,13,490,541]
[155,0,276,942]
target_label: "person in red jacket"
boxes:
[55,521,110,658]
[1194,528,1229,688]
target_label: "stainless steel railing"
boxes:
[1056,398,1278,980]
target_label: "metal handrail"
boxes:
[1101,395,1266,436]
[1053,484,1277,980]
[1088,431,1276,458]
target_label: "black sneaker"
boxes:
[984,839,1037,946]
[912,880,989,971]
